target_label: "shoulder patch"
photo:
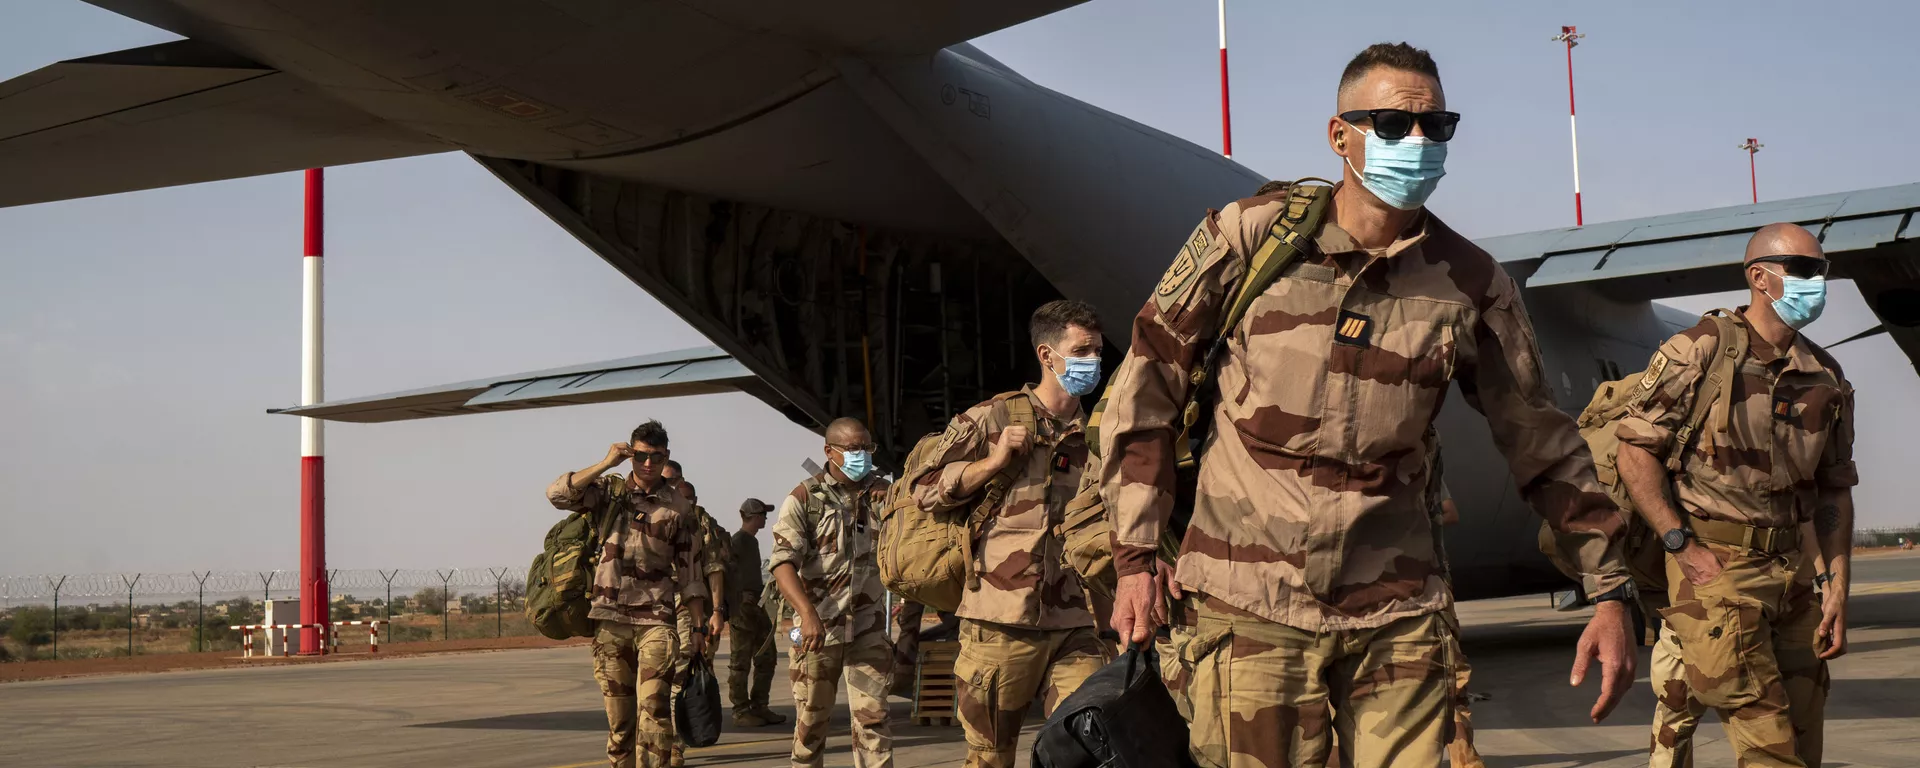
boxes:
[1640,352,1669,390]
[1153,222,1210,314]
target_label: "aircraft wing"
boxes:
[1482,182,1920,368]
[0,39,446,209]
[270,347,769,424]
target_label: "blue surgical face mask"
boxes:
[1051,353,1103,397]
[1763,268,1826,330]
[1343,121,1447,210]
[838,449,872,482]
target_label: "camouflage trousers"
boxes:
[1438,606,1484,768]
[1658,542,1828,768]
[1164,594,1450,768]
[1649,622,1706,768]
[890,601,924,698]
[789,628,894,768]
[669,606,697,756]
[954,620,1110,768]
[727,602,777,711]
[592,620,679,768]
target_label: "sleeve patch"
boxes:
[1639,352,1669,390]
[1153,223,1209,314]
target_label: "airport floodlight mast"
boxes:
[299,168,329,655]
[1551,25,1585,226]
[1218,0,1232,159]
[1739,138,1763,203]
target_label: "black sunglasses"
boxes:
[1339,109,1461,142]
[1750,255,1829,279]
[632,449,670,465]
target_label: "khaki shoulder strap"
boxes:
[1666,310,1749,472]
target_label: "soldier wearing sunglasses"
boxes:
[1102,42,1639,767]
[547,420,709,768]
[1615,223,1854,767]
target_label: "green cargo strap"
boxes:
[1177,179,1334,464]
[967,395,1037,592]
[1691,516,1799,555]
[1666,311,1747,473]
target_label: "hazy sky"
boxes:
[3,1,1918,577]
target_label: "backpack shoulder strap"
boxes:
[1666,311,1748,472]
[1181,179,1335,447]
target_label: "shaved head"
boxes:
[825,417,869,446]
[1745,223,1824,263]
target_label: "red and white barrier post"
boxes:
[298,169,330,656]
[1217,0,1232,159]
[1551,26,1585,226]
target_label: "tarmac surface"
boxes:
[2,550,1915,768]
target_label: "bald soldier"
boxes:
[1617,223,1855,768]
[769,417,894,768]
[1100,42,1637,767]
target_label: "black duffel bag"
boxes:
[674,651,723,747]
[1032,645,1194,768]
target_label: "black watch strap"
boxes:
[1591,582,1636,604]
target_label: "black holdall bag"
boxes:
[1032,645,1195,768]
[674,651,724,747]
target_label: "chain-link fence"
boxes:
[0,567,530,662]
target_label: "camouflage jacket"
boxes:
[913,386,1095,630]
[1099,188,1630,631]
[546,472,707,627]
[1616,309,1857,529]
[695,506,731,578]
[768,471,890,645]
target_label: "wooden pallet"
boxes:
[911,640,961,726]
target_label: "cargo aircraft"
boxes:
[6,1,1918,600]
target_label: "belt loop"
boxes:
[1742,526,1756,552]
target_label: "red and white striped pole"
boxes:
[298,168,329,655]
[1552,26,1585,226]
[1218,0,1232,159]
[1738,138,1763,203]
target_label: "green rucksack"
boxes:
[526,476,623,640]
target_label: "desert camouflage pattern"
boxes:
[1659,541,1829,767]
[1168,593,1450,768]
[593,620,679,768]
[953,619,1109,768]
[668,604,701,757]
[913,385,1095,630]
[889,601,925,697]
[694,506,731,578]
[1098,188,1630,631]
[1650,622,1706,768]
[1616,310,1858,529]
[1439,606,1484,768]
[768,471,890,645]
[789,628,894,768]
[548,473,708,626]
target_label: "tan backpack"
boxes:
[877,395,1037,613]
[1060,180,1335,592]
[1537,309,1748,594]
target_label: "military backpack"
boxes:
[1537,308,1749,595]
[1061,180,1335,591]
[525,475,622,640]
[877,393,1037,613]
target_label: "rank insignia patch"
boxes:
[1154,223,1210,314]
[1334,310,1374,347]
[1773,394,1794,419]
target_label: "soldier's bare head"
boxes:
[1030,299,1104,394]
[825,417,869,447]
[1743,223,1827,303]
[662,459,683,482]
[628,420,671,482]
[823,417,874,481]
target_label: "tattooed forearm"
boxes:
[1815,504,1842,537]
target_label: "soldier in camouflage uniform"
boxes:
[912,299,1110,768]
[546,420,709,768]
[1616,223,1855,768]
[727,498,784,726]
[769,417,894,768]
[660,470,731,768]
[1100,43,1639,768]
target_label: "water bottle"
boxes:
[789,626,803,646]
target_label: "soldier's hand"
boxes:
[1112,570,1167,647]
[707,611,726,640]
[1817,594,1848,660]
[689,629,708,657]
[1570,599,1635,723]
[604,442,636,466]
[989,426,1033,466]
[1675,543,1724,587]
[799,611,825,654]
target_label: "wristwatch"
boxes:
[1591,581,1636,605]
[1660,527,1694,553]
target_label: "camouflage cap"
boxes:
[739,498,771,517]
